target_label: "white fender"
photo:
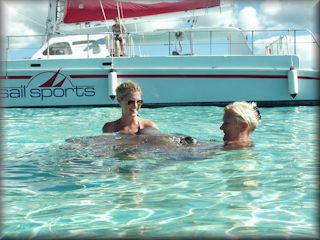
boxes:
[108,70,117,100]
[288,67,298,98]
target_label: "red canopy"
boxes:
[63,0,220,23]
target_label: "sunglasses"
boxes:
[127,100,143,106]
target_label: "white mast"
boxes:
[46,0,67,36]
[46,0,56,36]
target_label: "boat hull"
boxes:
[1,56,319,107]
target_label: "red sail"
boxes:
[63,0,220,23]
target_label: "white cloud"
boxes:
[260,0,282,15]
[1,0,48,51]
[233,0,319,69]
[3,0,48,36]
[237,6,260,30]
[259,0,318,29]
[234,0,319,30]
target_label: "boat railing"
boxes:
[4,28,319,60]
[263,29,320,55]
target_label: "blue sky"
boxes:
[2,0,319,68]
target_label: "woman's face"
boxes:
[119,91,143,117]
[220,110,241,142]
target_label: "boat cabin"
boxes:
[30,27,252,59]
[31,34,110,59]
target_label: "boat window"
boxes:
[72,40,101,54]
[43,42,72,55]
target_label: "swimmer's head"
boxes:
[224,101,261,133]
[116,80,142,99]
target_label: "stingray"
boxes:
[63,128,220,160]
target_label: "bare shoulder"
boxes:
[102,120,118,133]
[140,118,159,129]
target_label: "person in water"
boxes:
[112,17,126,57]
[102,80,158,134]
[220,101,261,150]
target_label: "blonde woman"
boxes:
[112,17,126,56]
[220,101,261,149]
[102,80,158,134]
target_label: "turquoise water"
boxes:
[2,106,319,239]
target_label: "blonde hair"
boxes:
[225,101,261,132]
[116,80,141,99]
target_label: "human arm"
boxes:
[121,23,126,33]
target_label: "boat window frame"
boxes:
[42,42,73,56]
[72,40,101,54]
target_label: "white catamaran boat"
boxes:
[1,0,319,107]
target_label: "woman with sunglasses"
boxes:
[102,80,158,134]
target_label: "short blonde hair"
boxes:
[116,80,141,99]
[225,101,261,132]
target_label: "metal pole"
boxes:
[210,31,212,55]
[294,30,296,55]
[5,36,9,76]
[251,31,254,55]
[169,32,171,55]
[87,34,90,58]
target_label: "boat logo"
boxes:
[1,69,96,101]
